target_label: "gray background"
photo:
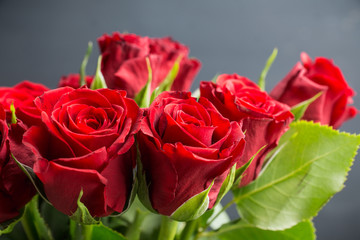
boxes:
[0,1,359,239]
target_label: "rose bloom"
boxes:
[0,81,49,126]
[11,87,142,217]
[200,74,294,186]
[138,91,245,216]
[98,32,201,98]
[0,104,35,223]
[58,74,93,89]
[270,52,357,129]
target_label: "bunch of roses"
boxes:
[0,32,357,224]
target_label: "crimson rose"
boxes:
[58,74,93,89]
[12,87,142,217]
[0,104,35,223]
[0,81,49,126]
[270,52,357,129]
[200,74,294,186]
[138,91,245,217]
[98,32,201,98]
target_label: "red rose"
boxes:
[98,32,201,98]
[200,74,294,186]
[0,81,49,126]
[138,91,245,216]
[11,87,142,217]
[270,52,357,128]
[58,74,93,89]
[0,104,35,223]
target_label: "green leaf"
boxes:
[80,42,93,86]
[258,48,278,91]
[215,164,236,206]
[90,55,107,90]
[40,201,69,240]
[199,220,315,240]
[0,211,23,236]
[91,223,126,240]
[135,57,152,108]
[21,195,54,240]
[291,92,323,121]
[170,181,214,222]
[70,190,99,225]
[10,102,17,124]
[234,121,360,230]
[150,56,181,103]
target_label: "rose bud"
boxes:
[98,32,201,98]
[270,52,357,129]
[200,74,294,186]
[137,91,245,221]
[0,104,36,223]
[58,74,93,89]
[0,81,49,127]
[11,87,143,217]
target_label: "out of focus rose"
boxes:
[0,81,49,127]
[98,32,201,98]
[270,52,357,129]
[58,74,93,89]
[200,74,294,186]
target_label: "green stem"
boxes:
[125,209,148,240]
[158,216,179,240]
[180,220,198,240]
[81,224,93,240]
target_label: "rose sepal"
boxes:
[0,209,24,236]
[213,164,236,207]
[169,180,214,222]
[291,92,323,121]
[134,57,152,108]
[233,145,267,188]
[136,145,157,214]
[150,55,182,103]
[11,153,50,205]
[70,190,99,225]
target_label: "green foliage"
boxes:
[135,57,152,108]
[199,220,315,240]
[69,190,99,225]
[21,196,53,240]
[79,42,93,86]
[170,181,214,222]
[233,121,360,230]
[9,103,17,124]
[91,223,126,240]
[215,164,236,206]
[90,55,107,90]
[150,56,181,103]
[258,48,278,90]
[291,92,323,121]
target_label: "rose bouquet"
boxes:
[0,32,359,240]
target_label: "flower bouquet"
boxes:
[0,32,358,240]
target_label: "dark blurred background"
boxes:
[1,1,359,239]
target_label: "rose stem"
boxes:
[179,220,199,240]
[158,216,179,240]
[125,208,148,240]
